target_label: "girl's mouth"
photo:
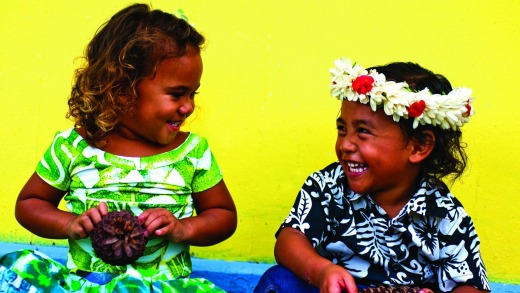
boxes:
[167,120,181,130]
[347,162,367,173]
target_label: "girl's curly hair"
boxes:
[67,4,205,147]
[367,62,468,183]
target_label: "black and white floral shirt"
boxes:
[277,162,489,292]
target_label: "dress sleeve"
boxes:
[276,171,331,247]
[436,214,490,292]
[190,138,223,193]
[35,130,75,191]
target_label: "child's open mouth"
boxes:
[167,120,181,128]
[166,120,182,131]
[347,162,367,173]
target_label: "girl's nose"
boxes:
[179,97,194,116]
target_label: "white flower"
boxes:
[329,57,474,130]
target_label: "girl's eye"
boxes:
[190,91,199,99]
[336,125,347,136]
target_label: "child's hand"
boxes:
[138,208,188,242]
[317,263,358,293]
[66,202,108,239]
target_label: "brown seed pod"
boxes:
[359,285,421,293]
[91,210,148,266]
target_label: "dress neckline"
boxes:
[71,128,193,160]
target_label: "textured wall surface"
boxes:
[0,0,519,285]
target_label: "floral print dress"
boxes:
[0,128,226,292]
[278,162,489,292]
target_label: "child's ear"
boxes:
[408,130,435,163]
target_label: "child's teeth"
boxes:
[347,162,367,172]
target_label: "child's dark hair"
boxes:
[367,62,468,182]
[67,3,205,147]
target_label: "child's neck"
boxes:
[106,131,189,157]
[75,127,189,157]
[376,200,410,219]
[370,183,418,219]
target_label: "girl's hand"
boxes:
[66,202,108,239]
[138,208,188,242]
[137,180,236,246]
[318,263,358,293]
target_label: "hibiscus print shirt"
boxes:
[278,162,489,292]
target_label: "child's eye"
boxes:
[357,127,370,134]
[170,93,182,99]
[336,125,347,136]
[190,91,199,99]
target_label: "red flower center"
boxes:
[408,100,426,118]
[352,75,374,95]
[464,103,472,117]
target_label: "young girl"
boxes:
[0,4,236,292]
[254,58,489,293]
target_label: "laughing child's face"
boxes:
[335,100,422,200]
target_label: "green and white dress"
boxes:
[0,128,226,292]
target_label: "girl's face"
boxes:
[335,100,421,201]
[118,46,202,147]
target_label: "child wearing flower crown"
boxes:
[254,58,489,293]
[0,3,236,292]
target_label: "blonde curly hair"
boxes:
[67,4,205,147]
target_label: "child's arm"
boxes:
[275,227,358,293]
[16,172,107,239]
[139,180,237,246]
[452,286,490,293]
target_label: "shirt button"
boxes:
[391,262,400,271]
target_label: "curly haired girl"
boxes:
[0,4,236,292]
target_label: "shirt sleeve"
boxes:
[436,213,490,292]
[35,130,75,191]
[276,170,332,247]
[190,137,223,193]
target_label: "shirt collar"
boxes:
[343,176,456,220]
[402,177,454,219]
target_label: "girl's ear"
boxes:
[408,130,435,164]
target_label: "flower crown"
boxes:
[329,57,474,130]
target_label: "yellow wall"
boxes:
[1,0,518,284]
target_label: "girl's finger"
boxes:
[97,202,108,216]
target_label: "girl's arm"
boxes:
[182,179,237,245]
[16,172,72,238]
[16,172,107,239]
[275,227,358,293]
[139,179,237,246]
